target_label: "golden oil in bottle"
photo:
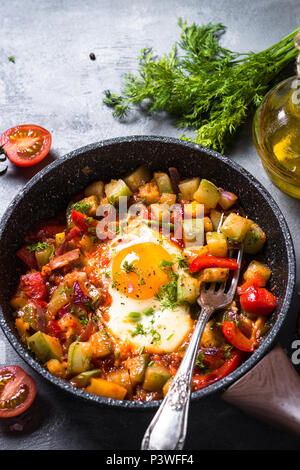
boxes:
[253,76,300,198]
[253,32,300,198]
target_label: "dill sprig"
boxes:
[103,20,299,152]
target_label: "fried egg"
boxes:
[89,221,193,353]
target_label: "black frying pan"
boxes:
[0,136,296,425]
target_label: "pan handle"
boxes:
[222,344,300,435]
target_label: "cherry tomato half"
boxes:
[0,366,37,418]
[1,124,51,167]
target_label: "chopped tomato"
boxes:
[222,321,256,352]
[21,272,47,300]
[71,210,98,234]
[189,255,239,273]
[48,319,63,337]
[192,351,242,391]
[0,366,37,417]
[1,125,51,167]
[16,246,37,269]
[240,286,277,316]
[237,273,266,295]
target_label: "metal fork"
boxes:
[141,243,243,450]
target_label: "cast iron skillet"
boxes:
[0,136,295,413]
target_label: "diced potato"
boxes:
[143,364,171,392]
[204,217,213,232]
[221,213,250,242]
[15,317,30,339]
[243,260,271,283]
[86,378,127,400]
[84,180,104,200]
[106,369,132,395]
[206,231,228,257]
[79,195,99,216]
[105,179,132,205]
[149,203,171,222]
[163,377,173,396]
[154,172,174,194]
[201,320,223,347]
[178,177,200,200]
[243,221,266,254]
[193,179,220,209]
[184,201,203,218]
[177,273,200,304]
[89,331,112,358]
[159,193,176,206]
[124,166,151,192]
[11,291,28,309]
[139,181,160,204]
[210,209,223,231]
[46,359,66,378]
[200,268,229,283]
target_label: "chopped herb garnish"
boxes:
[78,315,89,326]
[195,351,206,369]
[71,202,91,214]
[27,242,50,252]
[159,259,174,270]
[148,361,154,367]
[104,271,111,279]
[127,311,142,322]
[144,307,154,316]
[8,56,15,63]
[115,351,120,359]
[131,322,146,337]
[224,344,233,359]
[167,333,174,341]
[155,276,178,310]
[123,261,137,273]
[176,255,189,269]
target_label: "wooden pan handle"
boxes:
[222,344,300,435]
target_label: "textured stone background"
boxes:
[0,0,300,449]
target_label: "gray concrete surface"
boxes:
[0,0,300,450]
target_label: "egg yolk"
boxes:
[111,242,173,300]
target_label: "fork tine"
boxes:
[227,243,244,297]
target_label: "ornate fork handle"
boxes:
[141,305,214,450]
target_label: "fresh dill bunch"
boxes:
[103,19,299,152]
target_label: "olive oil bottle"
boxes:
[253,32,300,198]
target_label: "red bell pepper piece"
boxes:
[16,246,37,269]
[222,321,256,352]
[48,319,63,338]
[71,210,97,234]
[237,273,266,295]
[192,350,242,391]
[21,272,47,301]
[240,286,277,316]
[189,255,239,273]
